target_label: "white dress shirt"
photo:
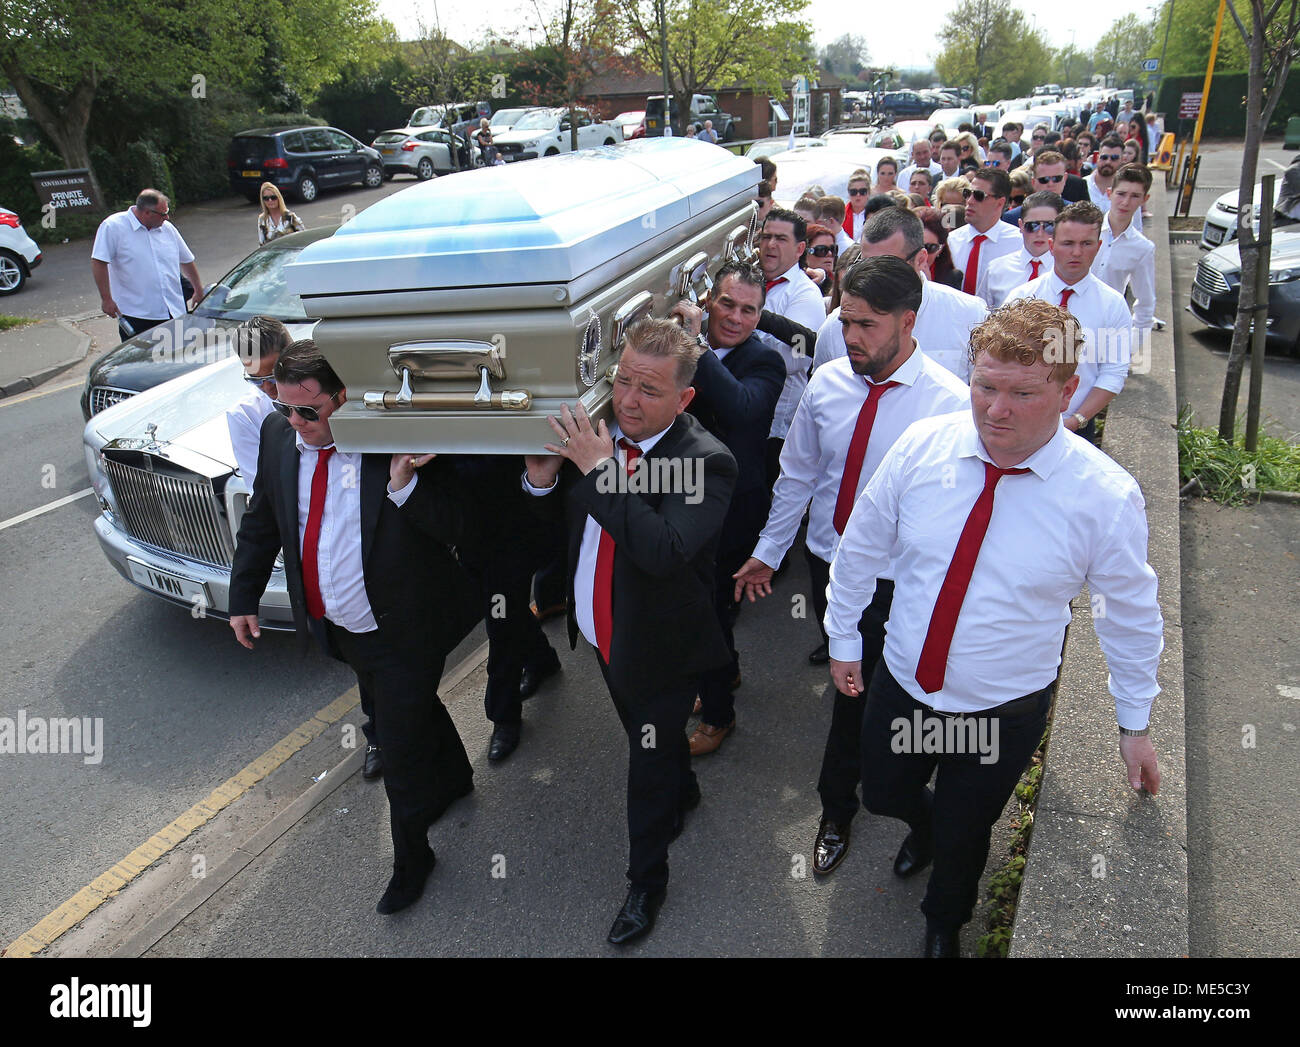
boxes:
[976,245,1049,309]
[814,279,988,382]
[293,436,418,633]
[946,219,1023,289]
[1004,270,1133,416]
[523,423,671,649]
[1095,220,1156,331]
[91,209,195,320]
[756,262,828,441]
[227,389,275,488]
[753,346,970,568]
[825,411,1163,728]
[835,226,856,253]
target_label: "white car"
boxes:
[748,136,825,158]
[771,145,908,208]
[492,107,622,162]
[0,206,42,295]
[1201,182,1282,250]
[928,109,978,133]
[613,110,646,140]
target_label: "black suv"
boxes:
[877,91,932,121]
[228,126,385,203]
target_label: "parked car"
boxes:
[371,126,471,180]
[1201,182,1281,249]
[746,136,825,158]
[489,107,538,135]
[644,94,740,140]
[877,90,932,122]
[770,146,907,208]
[408,101,493,139]
[81,225,331,419]
[0,206,41,295]
[492,107,621,162]
[228,126,384,203]
[84,356,295,628]
[927,108,978,134]
[614,110,646,140]
[1189,229,1300,355]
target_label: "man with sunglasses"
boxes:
[229,339,480,916]
[975,191,1064,309]
[946,169,1021,299]
[984,142,1013,171]
[92,188,203,340]
[1001,150,1088,227]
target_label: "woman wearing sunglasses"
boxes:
[914,206,961,289]
[802,222,839,311]
[257,183,305,245]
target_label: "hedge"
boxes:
[1156,73,1300,138]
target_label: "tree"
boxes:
[1217,0,1300,439]
[819,33,870,78]
[619,0,815,137]
[933,0,1052,102]
[1149,0,1249,73]
[1093,13,1158,87]
[0,0,263,185]
[1052,44,1096,87]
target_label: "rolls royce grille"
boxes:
[1195,260,1231,295]
[89,387,136,415]
[102,454,236,567]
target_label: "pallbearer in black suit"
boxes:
[669,261,785,756]
[229,340,479,916]
[524,319,737,945]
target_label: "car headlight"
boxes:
[1268,267,1300,284]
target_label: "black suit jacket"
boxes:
[229,412,480,654]
[534,412,738,699]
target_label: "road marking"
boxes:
[3,639,489,958]
[0,488,93,532]
[0,376,82,409]
[1265,159,1287,172]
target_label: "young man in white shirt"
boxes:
[1004,201,1133,441]
[975,191,1063,309]
[1093,163,1157,340]
[813,208,988,382]
[732,257,970,877]
[825,298,1164,957]
[754,209,829,487]
[946,168,1022,298]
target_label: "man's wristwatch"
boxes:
[1071,412,1088,430]
[1118,725,1150,737]
[695,332,710,350]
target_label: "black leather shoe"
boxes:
[362,744,383,781]
[923,924,960,958]
[488,723,521,762]
[813,816,851,876]
[607,887,666,945]
[519,658,560,699]
[893,831,934,879]
[377,851,435,915]
[808,643,829,665]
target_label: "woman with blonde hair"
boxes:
[931,175,970,209]
[256,183,304,245]
[951,130,984,164]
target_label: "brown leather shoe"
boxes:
[813,816,851,876]
[688,720,734,756]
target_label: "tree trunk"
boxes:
[1217,7,1265,439]
[2,63,97,172]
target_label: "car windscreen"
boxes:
[195,244,312,322]
[409,107,444,127]
[512,110,558,131]
[490,109,526,126]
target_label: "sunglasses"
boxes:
[262,195,277,201]
[243,371,277,385]
[1023,220,1055,232]
[1010,194,1025,205]
[272,392,338,422]
[922,242,943,254]
[1035,174,1064,184]
[1098,153,1122,161]
[847,187,870,196]
[808,244,836,257]
[961,187,996,202]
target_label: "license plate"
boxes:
[242,169,261,178]
[127,557,209,604]
[1203,224,1225,245]
[1191,285,1211,310]
[380,148,395,155]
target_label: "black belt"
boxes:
[917,685,1051,720]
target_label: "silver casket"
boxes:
[287,138,760,454]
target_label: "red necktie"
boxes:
[593,438,642,663]
[1030,258,1041,279]
[301,445,335,620]
[1059,287,1074,309]
[832,379,900,534]
[961,234,987,295]
[914,460,1031,694]
[765,276,787,293]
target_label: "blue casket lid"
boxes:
[286,138,758,299]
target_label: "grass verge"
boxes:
[0,314,35,331]
[1177,406,1300,504]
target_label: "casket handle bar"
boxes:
[726,222,755,264]
[363,389,531,411]
[678,252,712,303]
[612,291,655,350]
[388,341,506,381]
